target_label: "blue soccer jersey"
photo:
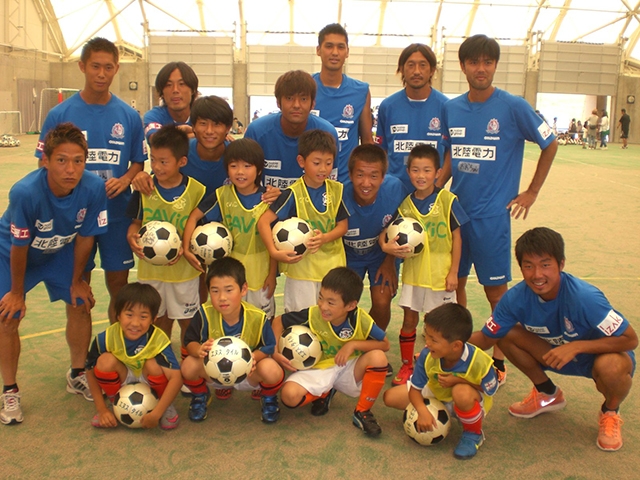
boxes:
[342,175,407,267]
[312,73,370,183]
[244,113,338,189]
[0,168,108,266]
[182,137,229,196]
[376,88,448,191]
[36,93,146,222]
[441,88,555,219]
[143,105,191,142]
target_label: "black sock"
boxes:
[492,358,505,371]
[71,368,85,379]
[601,402,619,414]
[534,379,556,395]
[3,384,18,393]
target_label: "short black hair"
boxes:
[397,44,437,86]
[407,144,440,170]
[458,34,501,63]
[191,95,234,127]
[274,70,317,104]
[515,227,565,267]
[321,267,363,305]
[155,62,199,106]
[81,37,118,64]
[424,303,473,343]
[348,144,388,175]
[223,138,265,187]
[115,282,162,320]
[149,125,189,161]
[206,256,246,289]
[318,23,348,46]
[43,122,88,159]
[298,129,337,160]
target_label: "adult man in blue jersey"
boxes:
[470,227,636,452]
[312,24,373,183]
[439,35,558,384]
[36,37,146,397]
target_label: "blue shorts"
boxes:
[347,254,400,288]
[544,350,636,379]
[459,213,511,286]
[86,219,134,272]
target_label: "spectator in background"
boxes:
[599,111,610,150]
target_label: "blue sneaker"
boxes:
[261,395,280,423]
[188,390,211,422]
[454,431,484,459]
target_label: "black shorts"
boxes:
[621,130,629,139]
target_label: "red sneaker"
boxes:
[391,363,413,386]
[508,387,566,418]
[597,411,623,451]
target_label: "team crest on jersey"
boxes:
[486,118,500,134]
[428,117,441,131]
[342,104,355,119]
[173,197,187,211]
[563,317,575,333]
[111,123,125,139]
[338,327,354,339]
[382,214,393,228]
[76,208,87,223]
[322,192,329,207]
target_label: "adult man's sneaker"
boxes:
[261,395,280,423]
[160,403,180,430]
[311,388,336,416]
[391,363,413,386]
[454,431,485,459]
[66,369,93,401]
[386,363,393,378]
[189,391,211,422]
[597,411,623,451]
[508,387,566,418]
[352,409,382,437]
[0,389,23,425]
[495,365,507,386]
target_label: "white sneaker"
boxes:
[0,389,24,425]
[160,403,179,430]
[66,369,93,401]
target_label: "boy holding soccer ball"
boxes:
[85,282,183,429]
[383,303,498,459]
[272,267,390,437]
[380,144,468,386]
[126,125,206,344]
[181,257,284,423]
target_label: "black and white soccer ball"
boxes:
[137,221,181,265]
[112,382,159,429]
[204,336,254,386]
[279,325,322,370]
[189,222,233,265]
[403,396,451,446]
[386,217,426,258]
[272,217,313,256]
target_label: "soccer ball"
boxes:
[189,222,233,265]
[112,383,159,429]
[279,325,322,370]
[403,397,451,446]
[386,217,426,258]
[137,221,181,265]
[272,217,313,256]
[204,336,254,386]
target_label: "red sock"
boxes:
[93,368,120,398]
[355,366,387,412]
[147,374,169,398]
[260,370,285,397]
[183,378,209,395]
[399,330,416,366]
[294,392,324,408]
[454,400,483,435]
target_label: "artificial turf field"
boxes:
[0,135,638,479]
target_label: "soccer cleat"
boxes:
[188,391,211,422]
[311,388,336,417]
[391,363,413,386]
[66,369,93,402]
[160,403,180,430]
[454,431,485,459]
[386,363,394,378]
[352,409,382,437]
[495,365,507,386]
[508,387,566,418]
[0,389,23,425]
[251,388,262,401]
[597,411,623,451]
[215,388,233,400]
[261,395,280,423]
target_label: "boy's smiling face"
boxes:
[298,151,334,189]
[317,288,357,326]
[118,303,155,341]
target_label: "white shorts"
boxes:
[407,381,487,418]
[399,284,456,314]
[123,369,148,386]
[245,286,276,320]
[140,277,200,319]
[283,278,321,313]
[206,377,257,391]
[286,357,361,397]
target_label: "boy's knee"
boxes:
[96,352,120,371]
[280,384,302,408]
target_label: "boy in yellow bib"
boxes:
[272,267,390,437]
[384,303,498,459]
[380,144,469,386]
[258,130,348,312]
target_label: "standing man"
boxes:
[439,34,558,383]
[618,108,630,149]
[244,70,338,189]
[313,23,373,183]
[376,44,448,192]
[36,37,147,396]
[470,227,636,452]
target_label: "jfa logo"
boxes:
[342,104,354,119]
[428,117,441,131]
[111,123,125,139]
[76,208,87,223]
[486,118,500,134]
